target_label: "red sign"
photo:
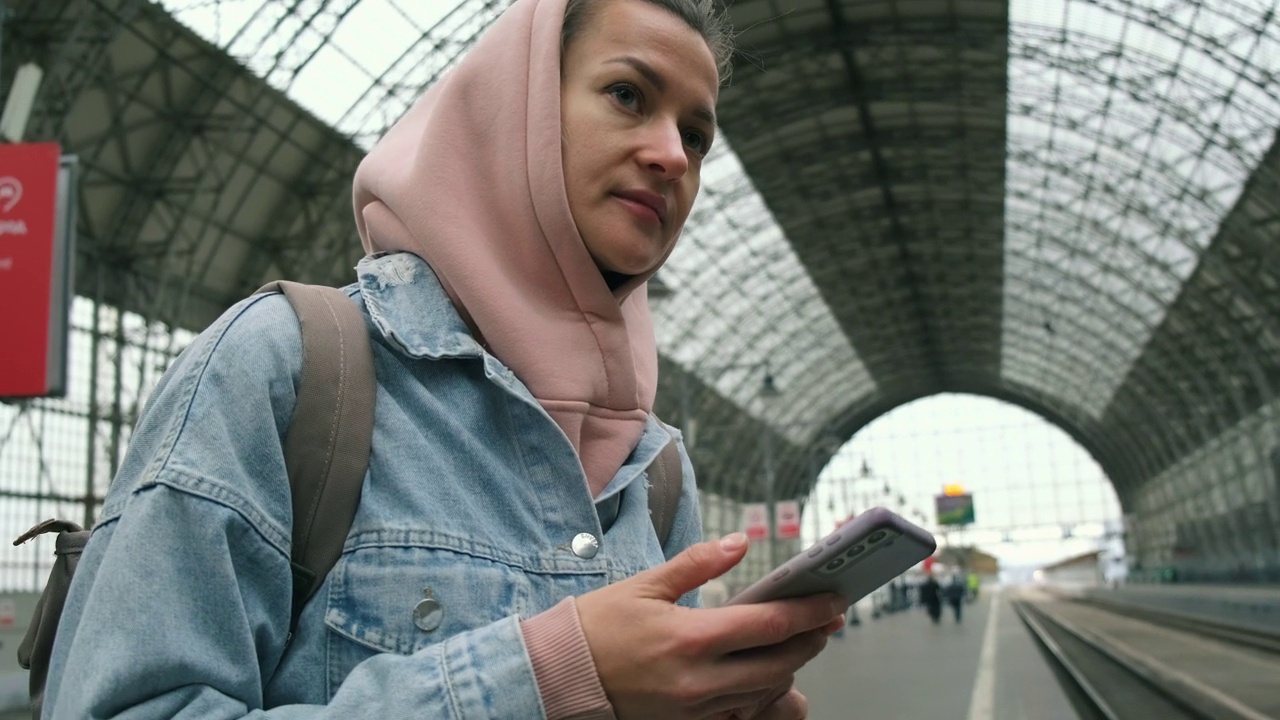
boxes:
[742,503,769,541]
[775,501,801,540]
[0,143,62,397]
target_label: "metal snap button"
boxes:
[571,532,600,559]
[413,587,444,632]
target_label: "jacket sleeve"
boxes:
[42,293,548,719]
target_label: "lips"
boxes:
[613,189,668,225]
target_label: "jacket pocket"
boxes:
[323,540,529,694]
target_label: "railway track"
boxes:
[1012,593,1280,720]
[1072,595,1280,657]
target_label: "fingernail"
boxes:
[719,532,747,551]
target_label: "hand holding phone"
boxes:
[726,507,935,606]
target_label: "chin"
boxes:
[606,249,666,276]
[589,234,669,277]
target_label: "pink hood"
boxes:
[353,0,668,496]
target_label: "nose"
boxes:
[638,120,689,181]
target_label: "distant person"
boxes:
[919,572,943,624]
[894,579,912,611]
[945,575,965,623]
[967,570,980,602]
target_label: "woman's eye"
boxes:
[608,84,641,111]
[684,129,711,155]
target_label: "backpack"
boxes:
[12,281,684,719]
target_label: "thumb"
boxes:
[639,532,750,601]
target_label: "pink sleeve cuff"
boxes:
[520,596,616,720]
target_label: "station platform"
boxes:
[798,587,1077,720]
[798,583,1280,720]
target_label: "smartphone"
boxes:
[725,507,936,606]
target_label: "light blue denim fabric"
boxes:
[43,252,702,719]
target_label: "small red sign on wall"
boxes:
[0,142,63,397]
[775,500,801,540]
[742,503,769,541]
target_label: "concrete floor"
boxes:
[797,588,1077,720]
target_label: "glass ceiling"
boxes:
[1004,0,1279,419]
[156,0,1280,459]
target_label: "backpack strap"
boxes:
[13,520,87,717]
[257,281,376,635]
[647,436,683,548]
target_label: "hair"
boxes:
[562,0,736,85]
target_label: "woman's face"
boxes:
[560,0,719,277]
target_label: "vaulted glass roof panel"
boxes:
[1003,0,1280,420]
[167,0,504,146]
[653,141,878,444]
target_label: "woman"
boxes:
[42,0,846,717]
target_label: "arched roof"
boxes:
[5,0,1278,512]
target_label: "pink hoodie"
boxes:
[353,0,667,500]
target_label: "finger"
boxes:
[738,682,794,719]
[690,684,787,719]
[669,629,817,714]
[635,533,750,602]
[703,594,846,654]
[751,688,808,720]
[822,616,844,636]
[717,628,829,691]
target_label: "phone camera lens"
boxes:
[825,557,846,572]
[845,544,865,558]
[868,530,887,544]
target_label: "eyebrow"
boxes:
[604,55,718,127]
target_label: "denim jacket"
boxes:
[44,252,702,719]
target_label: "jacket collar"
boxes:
[358,252,484,361]
[358,251,676,500]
